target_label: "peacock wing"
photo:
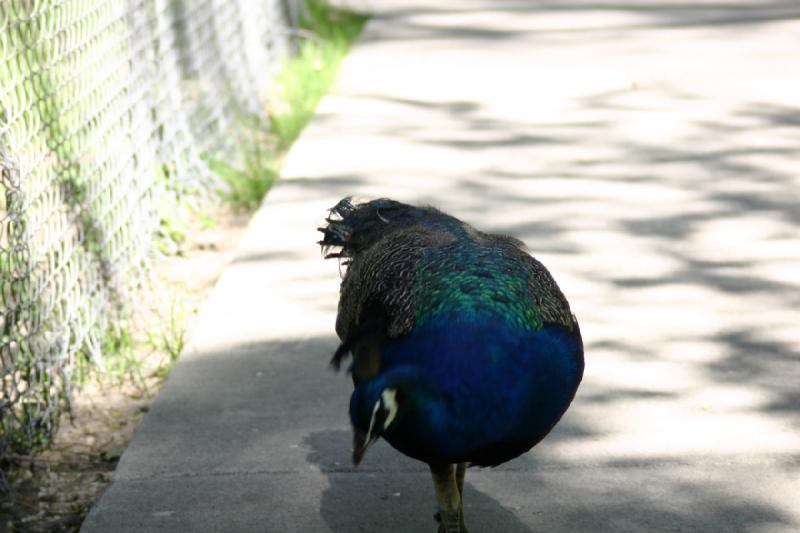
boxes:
[333,226,456,380]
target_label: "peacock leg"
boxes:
[455,462,466,496]
[455,462,467,532]
[430,463,465,533]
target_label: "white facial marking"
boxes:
[364,388,399,445]
[365,399,381,443]
[381,388,398,430]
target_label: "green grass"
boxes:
[100,326,147,386]
[208,0,367,210]
[72,286,189,392]
[206,143,278,211]
[145,0,368,388]
[0,0,367,457]
[146,289,188,379]
[270,0,368,150]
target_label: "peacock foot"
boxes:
[434,509,468,533]
[431,463,468,532]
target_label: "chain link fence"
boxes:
[0,0,298,460]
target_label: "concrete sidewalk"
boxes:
[83,2,800,531]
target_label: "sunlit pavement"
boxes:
[83,2,800,531]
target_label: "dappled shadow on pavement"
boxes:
[139,330,796,531]
[272,1,800,529]
[304,430,533,532]
[359,1,800,42]
[128,315,795,532]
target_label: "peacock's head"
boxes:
[349,382,404,465]
[349,367,433,464]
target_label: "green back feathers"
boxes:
[320,198,577,347]
[411,227,574,331]
[414,242,539,330]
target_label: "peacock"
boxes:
[318,197,584,533]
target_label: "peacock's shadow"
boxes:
[304,429,533,533]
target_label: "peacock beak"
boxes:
[352,429,376,465]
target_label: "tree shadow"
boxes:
[709,329,800,417]
[304,429,533,532]
[517,458,795,533]
[302,425,794,532]
[358,1,800,42]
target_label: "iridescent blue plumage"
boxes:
[372,316,583,467]
[319,197,583,533]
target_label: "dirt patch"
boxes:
[0,205,253,533]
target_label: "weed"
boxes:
[206,145,278,211]
[270,0,368,149]
[207,0,366,210]
[0,0,367,460]
[146,288,188,379]
[100,325,148,388]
